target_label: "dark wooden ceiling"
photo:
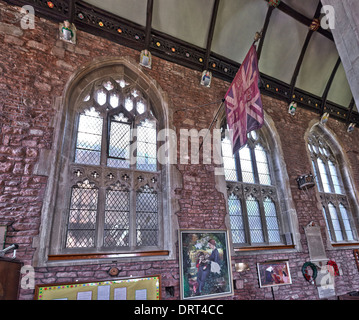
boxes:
[3,0,359,127]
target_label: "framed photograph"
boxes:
[59,20,77,44]
[257,260,292,288]
[0,225,6,249]
[354,249,359,272]
[179,229,233,300]
[200,70,212,87]
[140,49,152,69]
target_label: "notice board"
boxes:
[34,275,161,300]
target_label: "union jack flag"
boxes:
[224,44,264,154]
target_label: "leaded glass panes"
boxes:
[108,118,131,168]
[328,203,343,241]
[136,120,157,172]
[246,195,264,243]
[239,146,255,184]
[318,158,332,193]
[339,204,354,241]
[221,137,237,181]
[263,197,280,243]
[308,132,356,243]
[66,180,98,248]
[104,189,130,247]
[75,108,103,166]
[223,130,282,247]
[312,160,322,192]
[66,76,161,251]
[136,186,158,246]
[328,160,343,194]
[228,194,245,243]
[255,145,271,186]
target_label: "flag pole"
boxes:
[253,29,263,46]
[197,98,225,154]
[198,31,262,154]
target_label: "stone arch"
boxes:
[33,57,177,266]
[305,121,359,244]
[215,109,301,252]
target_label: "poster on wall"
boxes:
[257,260,292,288]
[179,229,233,300]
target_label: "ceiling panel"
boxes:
[84,0,148,26]
[296,32,338,97]
[281,0,321,19]
[258,9,309,84]
[152,0,215,48]
[211,0,268,63]
[327,63,353,108]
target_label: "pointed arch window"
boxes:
[222,129,283,247]
[63,76,162,252]
[308,133,357,243]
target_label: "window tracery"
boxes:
[308,132,356,243]
[222,128,282,247]
[65,76,161,250]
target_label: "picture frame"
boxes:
[34,275,161,300]
[179,229,233,300]
[59,20,77,44]
[257,260,292,288]
[354,249,359,272]
[200,70,212,87]
[0,225,6,249]
[140,49,152,69]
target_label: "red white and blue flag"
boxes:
[224,44,264,154]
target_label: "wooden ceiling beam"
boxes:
[68,0,75,23]
[264,0,333,41]
[204,0,220,70]
[144,0,154,50]
[257,5,275,61]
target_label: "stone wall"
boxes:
[1,1,359,300]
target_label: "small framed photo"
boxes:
[354,249,359,272]
[200,70,212,87]
[59,20,77,44]
[179,229,233,300]
[257,260,292,288]
[140,49,152,69]
[0,225,6,249]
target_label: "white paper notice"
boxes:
[135,289,147,300]
[114,287,127,300]
[97,285,111,300]
[77,291,92,300]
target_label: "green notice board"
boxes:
[34,275,161,300]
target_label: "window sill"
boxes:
[48,250,170,261]
[234,245,295,253]
[331,242,359,248]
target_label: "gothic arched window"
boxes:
[222,130,283,247]
[66,77,160,250]
[308,132,357,243]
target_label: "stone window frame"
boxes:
[32,57,177,266]
[65,76,160,251]
[307,123,359,247]
[215,111,301,254]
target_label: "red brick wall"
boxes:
[1,2,359,300]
